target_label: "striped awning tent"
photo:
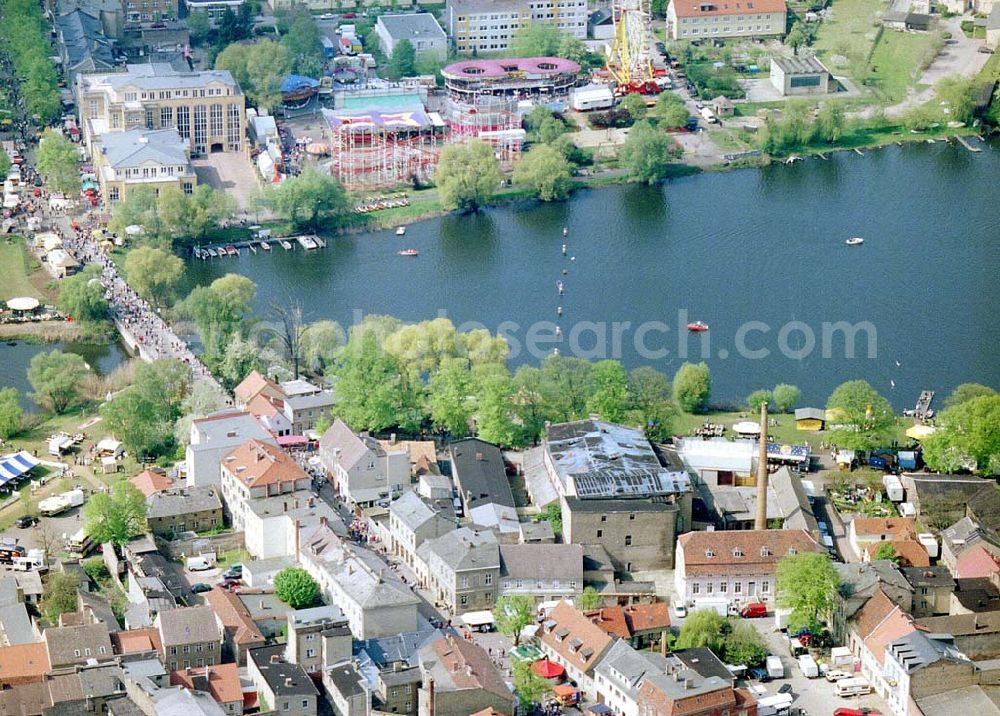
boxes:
[0,451,40,486]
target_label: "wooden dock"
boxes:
[193,236,328,259]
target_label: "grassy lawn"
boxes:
[811,0,887,76]
[673,410,915,453]
[0,237,54,303]
[866,30,939,103]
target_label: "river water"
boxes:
[0,340,128,411]
[184,142,1000,410]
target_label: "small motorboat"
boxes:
[207,248,217,257]
[398,248,419,257]
[845,237,864,246]
[280,240,293,250]
[225,245,238,256]
[687,321,710,332]
[395,226,406,236]
[260,241,271,251]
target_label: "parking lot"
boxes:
[192,152,260,211]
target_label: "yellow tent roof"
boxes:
[906,424,937,441]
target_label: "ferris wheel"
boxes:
[608,0,655,93]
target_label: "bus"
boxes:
[66,528,96,559]
[835,677,872,697]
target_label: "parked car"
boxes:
[191,583,212,594]
[824,670,852,683]
[740,602,767,618]
[319,12,334,18]
[672,599,687,618]
[15,515,38,528]
[833,709,882,716]
[222,564,242,580]
[748,667,770,682]
[778,683,793,694]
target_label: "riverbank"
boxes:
[0,321,85,342]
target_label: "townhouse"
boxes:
[538,600,614,700]
[319,420,410,507]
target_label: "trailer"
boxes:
[883,474,904,502]
[694,597,735,617]
[766,655,784,679]
[775,607,793,631]
[757,693,793,716]
[797,653,818,678]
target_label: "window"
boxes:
[461,576,470,588]
[625,535,632,546]
[733,548,743,557]
[705,548,715,558]
[734,582,742,593]
[600,515,607,522]
[75,649,81,657]
[282,702,289,711]
[762,581,770,593]
[719,582,727,593]
[787,548,797,556]
[629,513,635,521]
[706,582,713,593]
[597,529,603,538]
[692,583,700,595]
[485,573,493,585]
[109,186,120,202]
[306,648,316,658]
[760,547,771,557]
[301,701,308,708]
[460,595,468,606]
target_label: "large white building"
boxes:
[318,419,410,507]
[186,410,277,489]
[666,0,787,41]
[445,0,587,54]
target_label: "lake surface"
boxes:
[184,142,1000,410]
[0,340,128,411]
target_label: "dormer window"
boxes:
[705,548,715,558]
[788,548,797,556]
[760,547,771,557]
[733,548,743,557]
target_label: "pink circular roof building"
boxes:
[442,57,582,99]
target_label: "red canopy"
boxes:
[532,659,565,679]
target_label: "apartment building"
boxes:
[445,0,587,54]
[76,63,246,157]
[666,0,787,41]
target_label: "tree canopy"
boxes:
[0,388,23,440]
[388,39,417,80]
[182,274,257,369]
[84,480,148,547]
[124,246,184,307]
[746,389,772,413]
[772,384,801,413]
[42,571,81,624]
[618,120,681,184]
[673,362,711,413]
[265,168,349,231]
[776,552,840,634]
[512,145,574,202]
[435,140,502,212]
[36,130,81,195]
[675,609,728,653]
[922,395,1000,476]
[28,350,90,414]
[654,91,691,129]
[57,265,110,325]
[216,40,293,109]
[274,567,320,608]
[825,380,895,450]
[944,383,997,409]
[493,595,534,646]
[101,359,191,457]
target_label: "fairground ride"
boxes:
[607,0,656,94]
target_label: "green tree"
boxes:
[577,585,601,610]
[536,502,562,537]
[42,571,81,624]
[619,120,681,184]
[182,274,257,363]
[587,360,629,422]
[124,246,184,307]
[936,75,979,125]
[414,49,443,82]
[654,91,691,129]
[746,389,772,413]
[474,363,518,447]
[512,145,573,202]
[0,148,10,179]
[84,480,149,547]
[282,12,324,76]
[536,116,567,144]
[724,621,768,667]
[922,395,1000,475]
[539,355,594,422]
[776,552,840,634]
[216,40,293,109]
[189,185,237,238]
[173,379,229,447]
[673,362,711,413]
[266,167,349,231]
[872,541,901,563]
[826,380,895,450]
[274,567,320,608]
[334,328,422,432]
[58,265,110,324]
[36,129,81,195]
[109,187,161,242]
[628,366,675,441]
[772,384,801,413]
[511,24,563,57]
[429,356,474,437]
[301,320,344,374]
[219,334,265,389]
[435,140,502,212]
[785,23,807,55]
[944,383,997,409]
[28,350,90,414]
[493,594,534,646]
[512,365,550,444]
[0,388,23,440]
[101,359,190,456]
[622,92,647,121]
[388,39,417,79]
[650,0,667,17]
[816,102,846,143]
[187,9,210,44]
[512,660,551,708]
[675,609,728,654]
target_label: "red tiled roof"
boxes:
[245,393,283,419]
[852,517,917,539]
[851,589,898,641]
[222,439,308,489]
[170,663,243,705]
[586,607,630,639]
[670,0,787,19]
[112,627,162,655]
[863,606,914,665]
[540,602,614,674]
[0,643,50,686]
[864,540,929,568]
[954,545,1000,579]
[203,588,266,647]
[624,602,671,633]
[234,371,284,404]
[130,469,173,497]
[678,529,822,576]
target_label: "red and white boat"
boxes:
[398,249,419,257]
[687,321,709,332]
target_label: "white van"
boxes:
[672,598,688,618]
[186,554,216,571]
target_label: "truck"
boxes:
[13,549,46,571]
[774,607,793,631]
[694,597,737,617]
[766,655,784,679]
[700,106,718,124]
[39,489,85,517]
[757,693,793,716]
[797,653,819,678]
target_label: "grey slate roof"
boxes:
[249,645,318,696]
[156,606,221,647]
[354,628,439,668]
[794,407,826,421]
[901,566,955,589]
[378,13,446,41]
[0,603,36,645]
[886,630,970,673]
[390,491,452,534]
[419,527,499,573]
[85,63,239,92]
[325,662,366,698]
[449,438,515,509]
[44,623,114,666]
[147,487,222,519]
[593,640,668,701]
[0,576,19,607]
[329,548,420,610]
[56,9,116,72]
[319,419,380,472]
[152,687,226,716]
[499,544,583,581]
[100,128,190,171]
